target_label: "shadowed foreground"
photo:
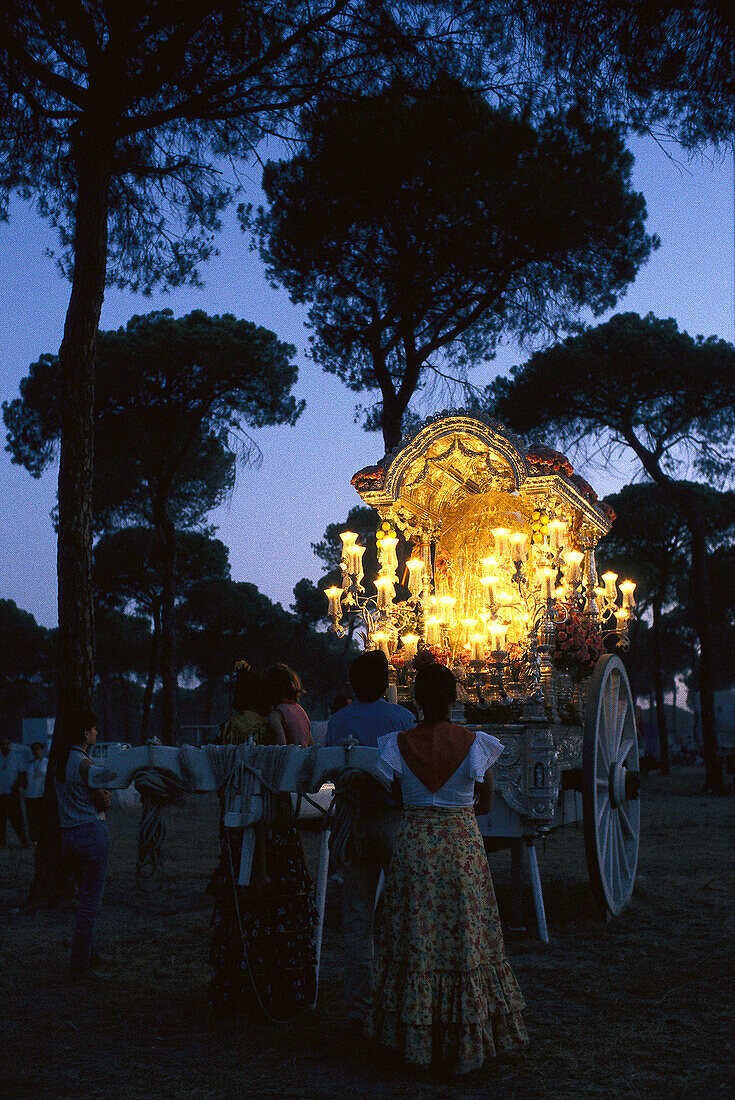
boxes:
[1,769,732,1099]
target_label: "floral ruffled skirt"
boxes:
[207,808,317,1022]
[365,806,528,1074]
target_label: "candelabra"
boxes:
[325,510,636,704]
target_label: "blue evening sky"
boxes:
[0,135,732,628]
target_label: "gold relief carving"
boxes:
[577,522,601,549]
[381,417,529,514]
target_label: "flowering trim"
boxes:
[525,443,574,477]
[412,644,452,669]
[553,606,604,679]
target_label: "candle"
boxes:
[509,532,528,563]
[375,574,394,610]
[619,580,636,610]
[460,617,476,640]
[425,615,441,645]
[401,633,419,659]
[563,549,584,586]
[406,557,424,597]
[378,535,399,576]
[340,530,358,551]
[438,594,456,624]
[491,527,510,559]
[548,519,567,550]
[372,631,390,657]
[480,555,499,572]
[601,570,618,598]
[488,621,508,652]
[614,608,628,634]
[469,633,486,661]
[496,586,513,606]
[480,573,498,604]
[324,585,343,619]
[346,542,366,580]
[540,565,556,600]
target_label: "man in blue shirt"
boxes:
[327,649,415,1025]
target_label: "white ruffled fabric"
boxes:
[469,730,505,780]
[375,729,505,808]
[376,730,404,782]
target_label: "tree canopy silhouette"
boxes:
[0,0,468,732]
[4,309,301,741]
[513,0,735,148]
[252,84,657,449]
[94,528,231,740]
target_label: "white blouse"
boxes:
[376,729,504,807]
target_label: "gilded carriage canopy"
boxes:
[350,412,614,547]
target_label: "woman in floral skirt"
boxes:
[365,662,528,1073]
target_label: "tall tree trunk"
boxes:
[688,522,723,792]
[141,603,161,742]
[651,597,671,775]
[119,671,133,744]
[158,513,179,744]
[28,130,114,907]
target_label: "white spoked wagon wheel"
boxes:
[583,654,641,916]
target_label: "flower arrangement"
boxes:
[525,443,574,477]
[553,607,604,679]
[412,644,452,669]
[452,649,471,669]
[503,642,527,682]
[390,648,411,685]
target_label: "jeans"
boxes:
[341,808,401,1021]
[62,819,110,971]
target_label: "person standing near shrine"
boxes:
[264,664,313,747]
[365,663,528,1073]
[220,663,268,746]
[0,737,30,847]
[207,661,317,1019]
[325,649,415,1028]
[54,710,111,979]
[24,741,48,843]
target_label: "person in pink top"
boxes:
[263,664,314,748]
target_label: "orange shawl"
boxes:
[397,722,476,792]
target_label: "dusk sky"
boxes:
[0,134,732,630]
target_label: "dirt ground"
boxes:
[0,767,732,1100]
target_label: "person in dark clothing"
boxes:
[0,737,30,847]
[326,649,415,1024]
[54,711,112,979]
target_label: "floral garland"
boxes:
[553,606,604,680]
[411,644,452,669]
[503,641,527,682]
[391,644,470,674]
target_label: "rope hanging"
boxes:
[326,767,372,867]
[133,756,196,887]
